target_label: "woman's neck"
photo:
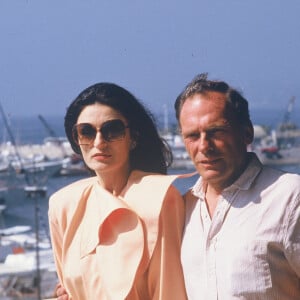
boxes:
[96,167,131,196]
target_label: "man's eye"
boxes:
[184,133,199,141]
[207,128,228,138]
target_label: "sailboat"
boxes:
[252,96,300,167]
[159,104,194,170]
[0,103,65,190]
[0,225,57,298]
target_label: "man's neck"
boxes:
[204,185,222,218]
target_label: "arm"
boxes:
[48,198,65,285]
[147,185,187,299]
[48,220,70,299]
[55,283,69,300]
[284,194,300,277]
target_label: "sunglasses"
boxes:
[72,119,129,145]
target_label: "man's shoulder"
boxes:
[183,189,198,203]
[275,170,300,192]
[257,166,300,200]
[262,165,300,184]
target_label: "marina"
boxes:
[0,162,197,299]
[1,100,300,298]
[0,225,56,299]
[1,0,299,296]
[1,138,300,298]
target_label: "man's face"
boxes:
[179,92,252,190]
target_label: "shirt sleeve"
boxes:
[147,185,188,300]
[284,194,300,278]
[48,194,65,285]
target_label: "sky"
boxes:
[1,0,300,125]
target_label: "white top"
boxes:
[181,153,300,300]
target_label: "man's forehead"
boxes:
[180,116,230,133]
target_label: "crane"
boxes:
[278,96,296,131]
[38,114,67,157]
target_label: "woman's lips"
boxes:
[92,153,111,160]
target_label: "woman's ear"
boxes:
[130,130,139,150]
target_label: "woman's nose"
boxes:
[93,131,107,147]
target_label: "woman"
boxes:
[48,82,187,299]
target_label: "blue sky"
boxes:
[1,0,300,123]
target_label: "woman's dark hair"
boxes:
[65,82,172,174]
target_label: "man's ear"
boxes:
[130,140,137,150]
[244,124,254,145]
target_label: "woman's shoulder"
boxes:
[49,176,97,206]
[126,170,182,202]
[130,170,176,183]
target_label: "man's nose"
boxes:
[197,134,212,154]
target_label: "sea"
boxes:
[1,110,300,230]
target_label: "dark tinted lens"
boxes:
[101,119,126,141]
[74,123,97,145]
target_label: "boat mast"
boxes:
[163,104,169,133]
[0,102,44,299]
[38,114,67,157]
[0,102,24,166]
[0,102,33,186]
[278,96,296,131]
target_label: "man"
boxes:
[175,73,300,299]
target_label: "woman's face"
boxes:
[75,103,132,176]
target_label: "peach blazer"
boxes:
[48,170,187,300]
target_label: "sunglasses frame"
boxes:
[72,119,129,145]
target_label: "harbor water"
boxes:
[1,113,300,299]
[1,170,199,229]
[2,163,299,235]
[1,111,300,231]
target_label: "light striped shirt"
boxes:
[181,153,300,300]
